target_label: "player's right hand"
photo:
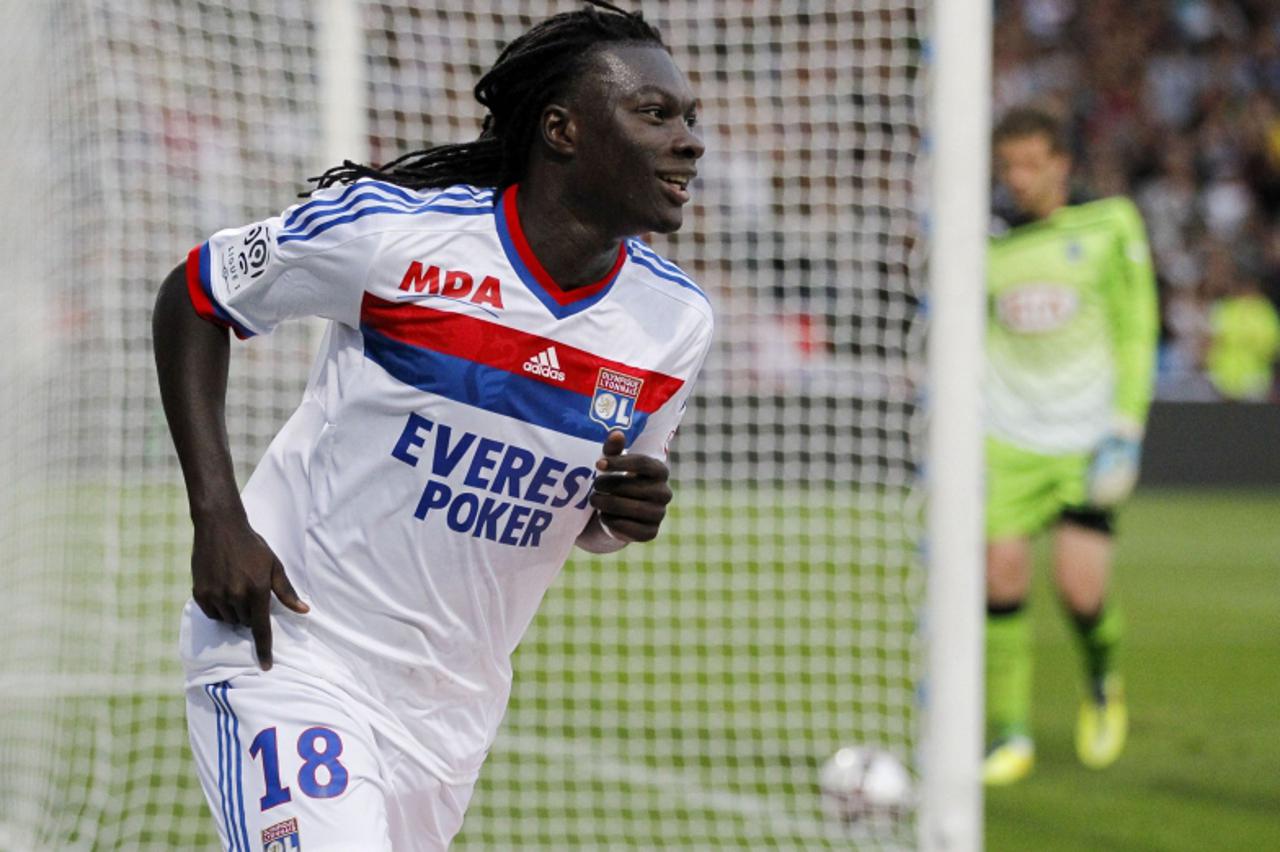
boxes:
[190,511,309,670]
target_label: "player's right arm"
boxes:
[152,181,390,668]
[152,263,308,671]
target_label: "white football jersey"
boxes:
[179,180,713,783]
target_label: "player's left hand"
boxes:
[589,430,672,543]
[1087,429,1142,507]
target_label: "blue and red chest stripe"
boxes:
[359,294,684,445]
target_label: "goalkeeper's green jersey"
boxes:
[986,196,1158,454]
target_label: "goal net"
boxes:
[0,2,974,849]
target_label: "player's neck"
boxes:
[514,176,625,291]
[1031,187,1069,221]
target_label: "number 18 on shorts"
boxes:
[186,674,472,851]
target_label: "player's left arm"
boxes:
[1104,198,1160,431]
[577,430,672,554]
[1090,199,1159,506]
[577,313,713,553]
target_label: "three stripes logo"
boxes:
[523,346,565,382]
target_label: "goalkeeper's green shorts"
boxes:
[985,436,1091,539]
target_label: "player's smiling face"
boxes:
[566,44,704,235]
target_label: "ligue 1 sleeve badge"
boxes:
[590,368,644,432]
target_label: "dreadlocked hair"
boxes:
[309,1,664,195]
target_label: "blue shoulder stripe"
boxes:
[284,180,416,228]
[283,181,491,231]
[628,240,698,283]
[277,200,493,245]
[281,187,491,238]
[626,245,709,303]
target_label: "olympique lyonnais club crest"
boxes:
[590,368,644,432]
[262,817,301,851]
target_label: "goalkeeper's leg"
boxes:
[1054,514,1127,769]
[983,536,1035,786]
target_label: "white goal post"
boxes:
[0,2,988,849]
[922,0,991,849]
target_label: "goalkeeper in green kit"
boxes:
[981,107,1159,785]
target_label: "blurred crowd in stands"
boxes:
[995,0,1280,401]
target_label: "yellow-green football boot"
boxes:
[982,735,1034,786]
[1076,674,1127,769]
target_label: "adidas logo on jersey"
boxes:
[523,346,565,382]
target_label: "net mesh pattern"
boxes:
[0,2,927,849]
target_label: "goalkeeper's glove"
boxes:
[1086,420,1143,507]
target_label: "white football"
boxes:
[818,746,913,825]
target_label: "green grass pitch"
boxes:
[984,489,1280,852]
[4,488,1277,849]
[459,487,1280,849]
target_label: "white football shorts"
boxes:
[186,666,475,851]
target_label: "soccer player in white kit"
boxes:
[151,4,711,849]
